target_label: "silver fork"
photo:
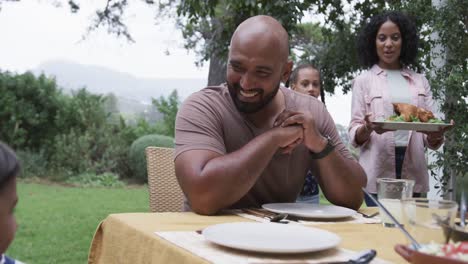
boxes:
[358,211,379,218]
[242,208,290,223]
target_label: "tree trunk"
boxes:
[444,83,457,201]
[207,53,227,86]
[430,0,454,200]
[206,16,227,86]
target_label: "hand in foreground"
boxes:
[274,110,325,153]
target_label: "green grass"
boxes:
[6,182,149,264]
[319,190,332,205]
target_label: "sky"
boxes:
[0,0,352,126]
[0,0,209,79]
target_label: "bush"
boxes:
[66,172,125,188]
[50,129,93,175]
[0,71,62,150]
[128,134,174,182]
[50,121,135,180]
[16,149,49,178]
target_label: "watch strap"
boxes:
[310,136,335,159]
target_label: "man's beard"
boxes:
[227,81,280,114]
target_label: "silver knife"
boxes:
[247,249,377,264]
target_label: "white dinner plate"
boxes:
[202,222,341,253]
[262,203,357,219]
[372,121,452,132]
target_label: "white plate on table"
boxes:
[372,121,452,132]
[202,222,341,254]
[262,203,356,219]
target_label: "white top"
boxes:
[387,69,411,147]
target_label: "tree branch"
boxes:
[82,0,134,42]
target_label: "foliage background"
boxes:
[0,70,180,183]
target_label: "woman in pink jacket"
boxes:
[348,11,449,206]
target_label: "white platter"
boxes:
[262,203,357,219]
[202,222,341,253]
[372,121,452,132]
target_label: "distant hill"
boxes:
[34,60,207,102]
[32,60,208,120]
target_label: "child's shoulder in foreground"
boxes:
[1,254,25,264]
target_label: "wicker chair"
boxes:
[145,146,184,212]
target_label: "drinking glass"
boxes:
[377,178,415,227]
[401,198,458,245]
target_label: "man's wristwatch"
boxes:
[309,136,335,159]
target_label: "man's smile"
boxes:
[239,89,259,98]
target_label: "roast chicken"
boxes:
[392,103,435,122]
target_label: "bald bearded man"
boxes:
[174,15,367,215]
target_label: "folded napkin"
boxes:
[233,209,381,225]
[155,231,390,264]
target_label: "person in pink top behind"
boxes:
[348,11,452,206]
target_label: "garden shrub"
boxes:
[16,149,49,178]
[50,124,135,180]
[0,71,62,150]
[50,129,93,176]
[66,172,125,188]
[129,134,174,182]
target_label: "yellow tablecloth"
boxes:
[88,210,408,264]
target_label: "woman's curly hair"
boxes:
[357,11,418,68]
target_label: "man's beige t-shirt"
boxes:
[175,84,353,209]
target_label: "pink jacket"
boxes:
[348,65,443,193]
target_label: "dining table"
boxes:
[88,208,408,264]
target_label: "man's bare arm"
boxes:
[314,148,366,210]
[175,125,302,215]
